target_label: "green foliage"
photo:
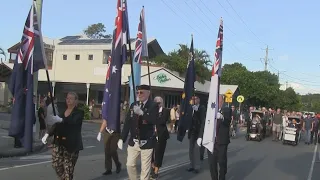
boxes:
[300,94,320,112]
[84,23,112,39]
[78,104,91,120]
[221,63,301,110]
[150,44,211,83]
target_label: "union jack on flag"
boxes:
[133,7,148,63]
[212,19,223,77]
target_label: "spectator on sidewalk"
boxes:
[38,100,46,139]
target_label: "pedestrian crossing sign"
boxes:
[224,89,233,98]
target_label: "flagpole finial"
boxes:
[142,5,144,8]
[191,34,193,38]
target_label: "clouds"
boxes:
[280,82,320,95]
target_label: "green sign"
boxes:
[154,73,171,84]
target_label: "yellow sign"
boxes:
[237,95,244,103]
[224,89,233,98]
[225,97,232,103]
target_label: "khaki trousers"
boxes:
[126,143,153,180]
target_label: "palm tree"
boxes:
[0,47,6,62]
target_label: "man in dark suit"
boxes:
[186,95,206,174]
[117,85,158,180]
[198,94,232,180]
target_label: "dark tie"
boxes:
[216,111,221,143]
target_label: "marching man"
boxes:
[117,85,158,180]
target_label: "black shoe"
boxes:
[103,170,112,175]
[151,173,159,179]
[186,168,194,172]
[193,169,199,174]
[116,163,122,174]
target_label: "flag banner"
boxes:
[202,18,224,153]
[129,7,148,104]
[8,2,44,152]
[102,0,130,132]
[177,36,196,142]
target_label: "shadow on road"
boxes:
[227,156,266,180]
[275,152,313,180]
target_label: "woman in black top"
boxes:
[38,100,46,139]
[42,92,84,180]
[151,96,170,179]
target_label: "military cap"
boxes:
[136,84,150,90]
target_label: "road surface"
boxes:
[0,123,319,180]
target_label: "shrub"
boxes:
[78,104,90,120]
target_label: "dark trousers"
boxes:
[14,137,22,148]
[104,131,121,171]
[174,120,179,131]
[152,138,167,167]
[208,144,228,180]
[52,145,79,180]
[311,130,318,144]
[200,145,205,160]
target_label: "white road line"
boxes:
[0,161,51,171]
[84,146,95,149]
[307,143,318,180]
[122,148,241,180]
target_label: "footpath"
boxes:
[0,113,45,158]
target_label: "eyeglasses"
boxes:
[136,91,144,95]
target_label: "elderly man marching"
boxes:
[117,85,159,180]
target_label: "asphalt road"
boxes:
[0,123,319,180]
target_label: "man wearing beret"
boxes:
[117,85,159,180]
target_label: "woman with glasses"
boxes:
[151,96,170,179]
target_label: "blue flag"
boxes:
[177,36,196,142]
[102,0,130,132]
[8,3,44,151]
[129,7,148,105]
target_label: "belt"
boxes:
[133,138,147,147]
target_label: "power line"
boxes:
[225,0,267,45]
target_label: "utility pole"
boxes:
[261,45,273,71]
[286,81,288,89]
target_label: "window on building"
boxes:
[164,94,181,108]
[75,54,80,60]
[45,49,53,69]
[88,54,94,60]
[103,50,111,64]
[62,55,67,60]
[9,53,17,63]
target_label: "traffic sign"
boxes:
[224,89,233,98]
[237,95,244,103]
[225,97,232,103]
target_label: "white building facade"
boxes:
[3,35,239,114]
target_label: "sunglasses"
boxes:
[136,91,144,95]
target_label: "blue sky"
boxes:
[1,0,319,95]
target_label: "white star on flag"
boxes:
[105,88,109,92]
[112,65,118,73]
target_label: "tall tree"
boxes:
[150,44,211,83]
[83,23,111,39]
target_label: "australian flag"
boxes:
[177,36,196,142]
[102,0,130,132]
[9,2,46,152]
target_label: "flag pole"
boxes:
[33,1,56,116]
[191,34,196,105]
[143,6,152,95]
